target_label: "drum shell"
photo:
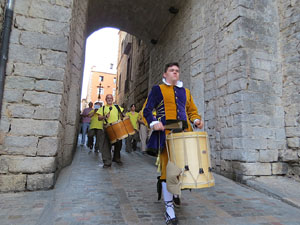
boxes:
[105,117,136,144]
[166,131,215,189]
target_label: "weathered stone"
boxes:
[35,80,64,94]
[8,44,40,64]
[23,91,62,108]
[287,137,300,148]
[37,137,60,156]
[0,175,26,192]
[6,104,35,118]
[4,135,38,148]
[272,162,288,175]
[29,0,72,22]
[27,173,55,190]
[259,150,278,162]
[10,119,60,136]
[15,15,43,32]
[33,107,61,120]
[3,89,24,103]
[233,162,272,176]
[43,20,70,36]
[0,157,8,173]
[14,63,65,81]
[41,50,67,68]
[20,31,68,51]
[3,156,56,173]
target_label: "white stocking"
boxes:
[162,182,175,219]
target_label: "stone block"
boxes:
[33,107,61,120]
[272,162,288,175]
[8,44,40,64]
[41,50,67,68]
[15,15,43,32]
[0,147,37,156]
[23,91,62,108]
[259,150,278,162]
[29,0,72,22]
[279,149,298,162]
[44,20,70,36]
[62,144,74,167]
[37,137,60,156]
[10,119,60,136]
[3,89,24,103]
[27,173,55,190]
[20,31,68,51]
[7,104,35,118]
[0,157,8,173]
[64,124,77,145]
[5,76,35,90]
[35,80,64,94]
[0,175,26,192]
[14,0,31,15]
[232,162,272,175]
[4,135,38,148]
[14,63,65,81]
[287,137,300,148]
[4,156,56,173]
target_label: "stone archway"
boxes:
[0,0,299,192]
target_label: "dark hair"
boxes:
[164,62,180,73]
[130,104,135,108]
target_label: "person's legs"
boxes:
[113,140,122,164]
[81,122,89,145]
[126,135,133,152]
[87,129,95,149]
[95,129,103,152]
[101,132,112,167]
[162,182,177,224]
[139,124,147,152]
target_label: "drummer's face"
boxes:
[106,95,113,105]
[163,65,180,85]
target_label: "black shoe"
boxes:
[173,196,181,208]
[165,212,178,225]
[103,164,111,168]
[112,159,123,165]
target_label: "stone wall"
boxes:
[120,0,299,181]
[0,0,87,192]
[278,0,300,180]
[0,0,6,45]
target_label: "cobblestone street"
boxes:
[1,143,300,225]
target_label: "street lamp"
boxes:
[97,82,103,101]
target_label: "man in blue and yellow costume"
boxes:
[143,62,203,225]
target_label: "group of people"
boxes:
[80,62,203,225]
[79,95,151,167]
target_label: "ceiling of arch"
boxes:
[87,0,183,44]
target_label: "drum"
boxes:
[166,131,215,189]
[105,117,135,144]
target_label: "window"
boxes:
[112,88,116,97]
[99,76,104,82]
[113,77,117,84]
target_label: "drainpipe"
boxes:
[0,0,15,117]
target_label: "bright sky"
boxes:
[81,27,120,100]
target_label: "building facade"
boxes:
[85,66,117,108]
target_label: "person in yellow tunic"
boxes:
[143,62,204,225]
[87,102,103,153]
[97,94,124,168]
[125,104,139,152]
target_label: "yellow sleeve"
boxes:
[186,89,201,122]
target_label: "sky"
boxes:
[81,27,120,100]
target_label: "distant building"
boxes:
[86,66,117,105]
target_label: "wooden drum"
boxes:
[105,117,135,144]
[166,131,215,189]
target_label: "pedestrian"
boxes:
[97,94,124,168]
[143,62,204,225]
[125,104,139,152]
[87,102,103,153]
[138,109,148,154]
[81,102,93,146]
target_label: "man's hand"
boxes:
[194,119,204,129]
[153,122,165,131]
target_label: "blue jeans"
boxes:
[81,122,90,145]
